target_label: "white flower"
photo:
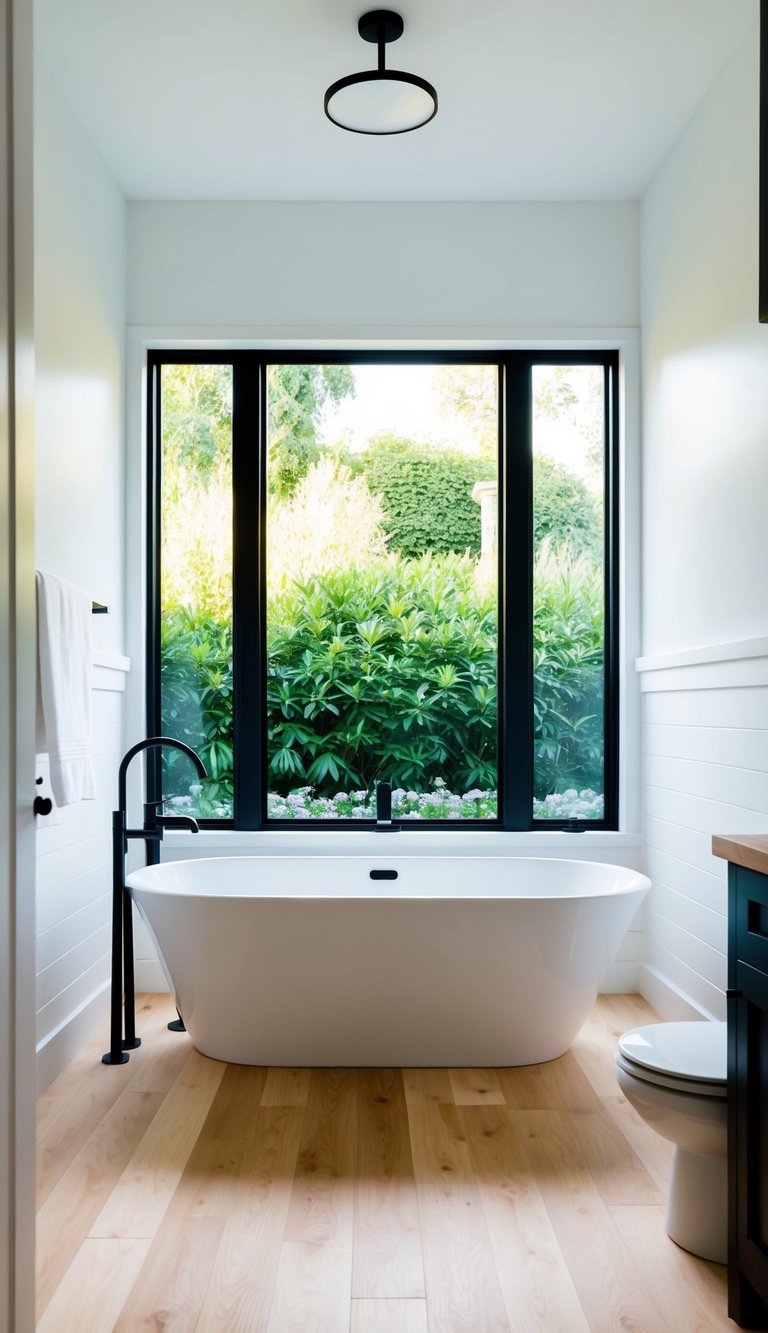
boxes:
[433,777,446,789]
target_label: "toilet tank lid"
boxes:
[618,1021,726,1083]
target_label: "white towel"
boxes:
[36,571,96,806]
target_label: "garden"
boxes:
[159,362,606,822]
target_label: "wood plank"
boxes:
[265,1239,354,1333]
[89,1050,225,1239]
[402,1068,454,1106]
[560,1107,665,1205]
[260,1067,312,1106]
[266,1070,357,1331]
[610,1204,732,1332]
[282,1068,357,1243]
[600,1093,674,1193]
[36,1089,164,1318]
[37,1238,152,1333]
[113,1137,244,1332]
[514,1108,676,1333]
[199,1064,268,1140]
[498,1050,601,1112]
[350,1298,429,1332]
[461,1104,590,1333]
[408,1102,509,1333]
[352,1068,424,1299]
[126,1022,194,1095]
[448,1068,506,1105]
[36,995,176,1207]
[572,994,660,1098]
[194,1107,305,1333]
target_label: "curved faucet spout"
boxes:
[118,736,206,813]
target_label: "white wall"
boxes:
[34,57,127,1090]
[639,25,768,1021]
[127,201,639,329]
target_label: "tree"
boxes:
[267,364,355,500]
[161,363,233,486]
[534,455,601,558]
[359,434,495,559]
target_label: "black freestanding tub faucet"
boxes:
[102,736,206,1066]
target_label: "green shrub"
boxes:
[533,541,604,797]
[267,555,498,793]
[357,435,495,558]
[160,605,234,816]
[534,455,602,558]
[160,545,605,812]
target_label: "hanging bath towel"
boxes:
[36,570,96,806]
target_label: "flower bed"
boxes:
[167,781,604,823]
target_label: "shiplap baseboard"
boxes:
[637,963,717,1022]
[35,978,110,1096]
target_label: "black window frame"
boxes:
[147,348,620,831]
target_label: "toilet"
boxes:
[615,1021,727,1264]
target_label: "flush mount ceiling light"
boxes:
[324,9,438,136]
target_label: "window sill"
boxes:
[161,828,642,855]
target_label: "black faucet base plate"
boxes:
[102,1050,130,1065]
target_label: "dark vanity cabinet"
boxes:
[714,834,768,1329]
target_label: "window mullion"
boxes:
[501,355,533,830]
[232,354,264,828]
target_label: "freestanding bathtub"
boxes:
[127,855,648,1067]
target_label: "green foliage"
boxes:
[533,541,604,798]
[357,435,495,559]
[268,364,355,500]
[267,555,498,793]
[161,364,233,485]
[534,455,602,558]
[160,546,605,812]
[160,605,234,817]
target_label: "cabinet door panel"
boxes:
[735,868,768,975]
[732,965,768,1312]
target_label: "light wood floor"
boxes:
[36,993,734,1332]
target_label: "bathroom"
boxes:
[1,0,768,1328]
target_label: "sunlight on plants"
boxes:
[159,361,607,823]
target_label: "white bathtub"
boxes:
[127,855,648,1067]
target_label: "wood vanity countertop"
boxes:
[712,833,768,876]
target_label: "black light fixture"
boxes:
[324,9,438,136]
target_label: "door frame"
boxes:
[0,0,36,1327]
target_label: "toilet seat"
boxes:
[617,1022,727,1099]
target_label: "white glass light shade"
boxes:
[325,72,437,135]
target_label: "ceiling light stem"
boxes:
[378,34,386,72]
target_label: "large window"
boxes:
[149,351,618,829]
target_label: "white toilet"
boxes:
[615,1021,727,1264]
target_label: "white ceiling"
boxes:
[35,0,758,202]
